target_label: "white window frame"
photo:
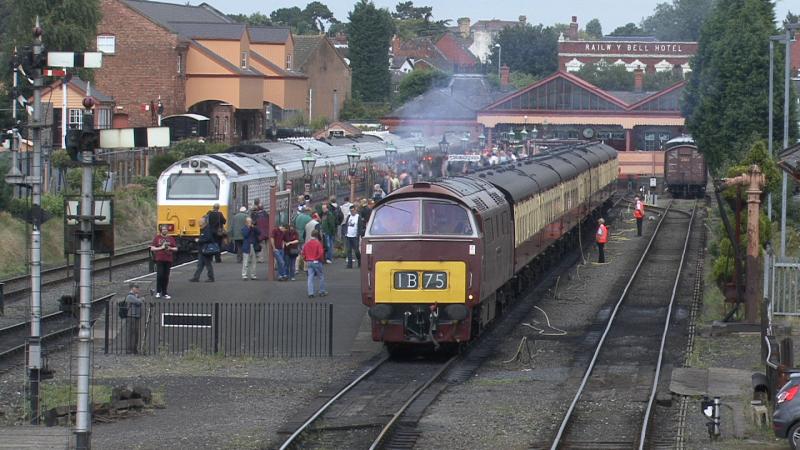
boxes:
[97,35,116,54]
[68,109,83,128]
[97,108,112,129]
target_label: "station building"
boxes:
[557,16,697,76]
[93,0,351,143]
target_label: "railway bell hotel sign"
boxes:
[582,43,687,54]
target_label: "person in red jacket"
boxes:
[633,195,645,236]
[301,230,328,298]
[150,225,178,299]
[596,218,608,263]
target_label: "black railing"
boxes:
[104,300,333,357]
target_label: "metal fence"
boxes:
[768,254,800,316]
[104,300,334,357]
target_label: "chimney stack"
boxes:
[519,15,527,25]
[457,17,471,39]
[634,68,644,92]
[567,16,579,40]
[500,65,510,87]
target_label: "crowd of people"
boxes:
[148,193,383,300]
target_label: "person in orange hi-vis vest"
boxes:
[596,218,608,263]
[634,195,645,236]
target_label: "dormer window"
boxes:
[97,35,115,54]
[241,51,249,69]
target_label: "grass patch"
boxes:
[39,382,113,411]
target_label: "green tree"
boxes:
[394,69,450,104]
[575,63,634,90]
[642,69,684,90]
[348,0,394,103]
[641,0,714,41]
[270,2,338,34]
[1,0,101,128]
[392,1,447,40]
[227,12,272,26]
[684,0,797,173]
[488,24,558,77]
[585,18,603,39]
[608,22,644,36]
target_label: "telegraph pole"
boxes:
[75,91,97,450]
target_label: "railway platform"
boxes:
[125,252,377,356]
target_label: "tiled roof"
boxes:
[167,21,245,40]
[293,35,323,69]
[121,0,231,30]
[71,77,114,102]
[248,27,291,44]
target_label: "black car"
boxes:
[774,374,800,448]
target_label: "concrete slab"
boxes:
[669,367,754,397]
[0,426,72,448]
[131,253,370,356]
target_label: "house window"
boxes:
[68,109,83,128]
[97,35,115,54]
[644,132,657,151]
[286,54,292,69]
[97,108,112,129]
[241,52,248,69]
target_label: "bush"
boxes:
[132,176,157,195]
[41,193,65,217]
[309,116,330,131]
[50,149,76,170]
[169,140,228,159]
[149,153,181,177]
[65,168,108,194]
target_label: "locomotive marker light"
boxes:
[347,146,360,202]
[301,149,316,195]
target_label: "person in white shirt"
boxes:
[345,205,361,269]
[340,196,352,240]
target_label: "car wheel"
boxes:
[789,422,800,450]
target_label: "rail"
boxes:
[278,356,390,450]
[0,243,151,303]
[550,200,697,449]
[0,293,116,363]
[368,355,458,450]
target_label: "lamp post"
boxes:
[300,149,316,196]
[460,133,469,151]
[347,145,360,201]
[478,132,486,149]
[384,141,397,170]
[439,135,450,178]
[494,43,501,78]
[531,125,539,155]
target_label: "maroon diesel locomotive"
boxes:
[360,142,618,351]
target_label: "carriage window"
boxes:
[422,201,473,235]
[167,174,219,200]
[369,200,420,235]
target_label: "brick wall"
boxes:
[302,40,351,121]
[94,0,186,128]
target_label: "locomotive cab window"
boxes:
[422,201,473,236]
[369,200,420,235]
[167,173,220,200]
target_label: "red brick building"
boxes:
[557,16,697,76]
[93,0,349,143]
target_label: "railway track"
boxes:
[278,354,458,449]
[0,242,151,305]
[548,200,697,450]
[0,293,116,368]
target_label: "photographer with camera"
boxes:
[150,224,178,299]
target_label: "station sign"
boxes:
[447,154,481,162]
